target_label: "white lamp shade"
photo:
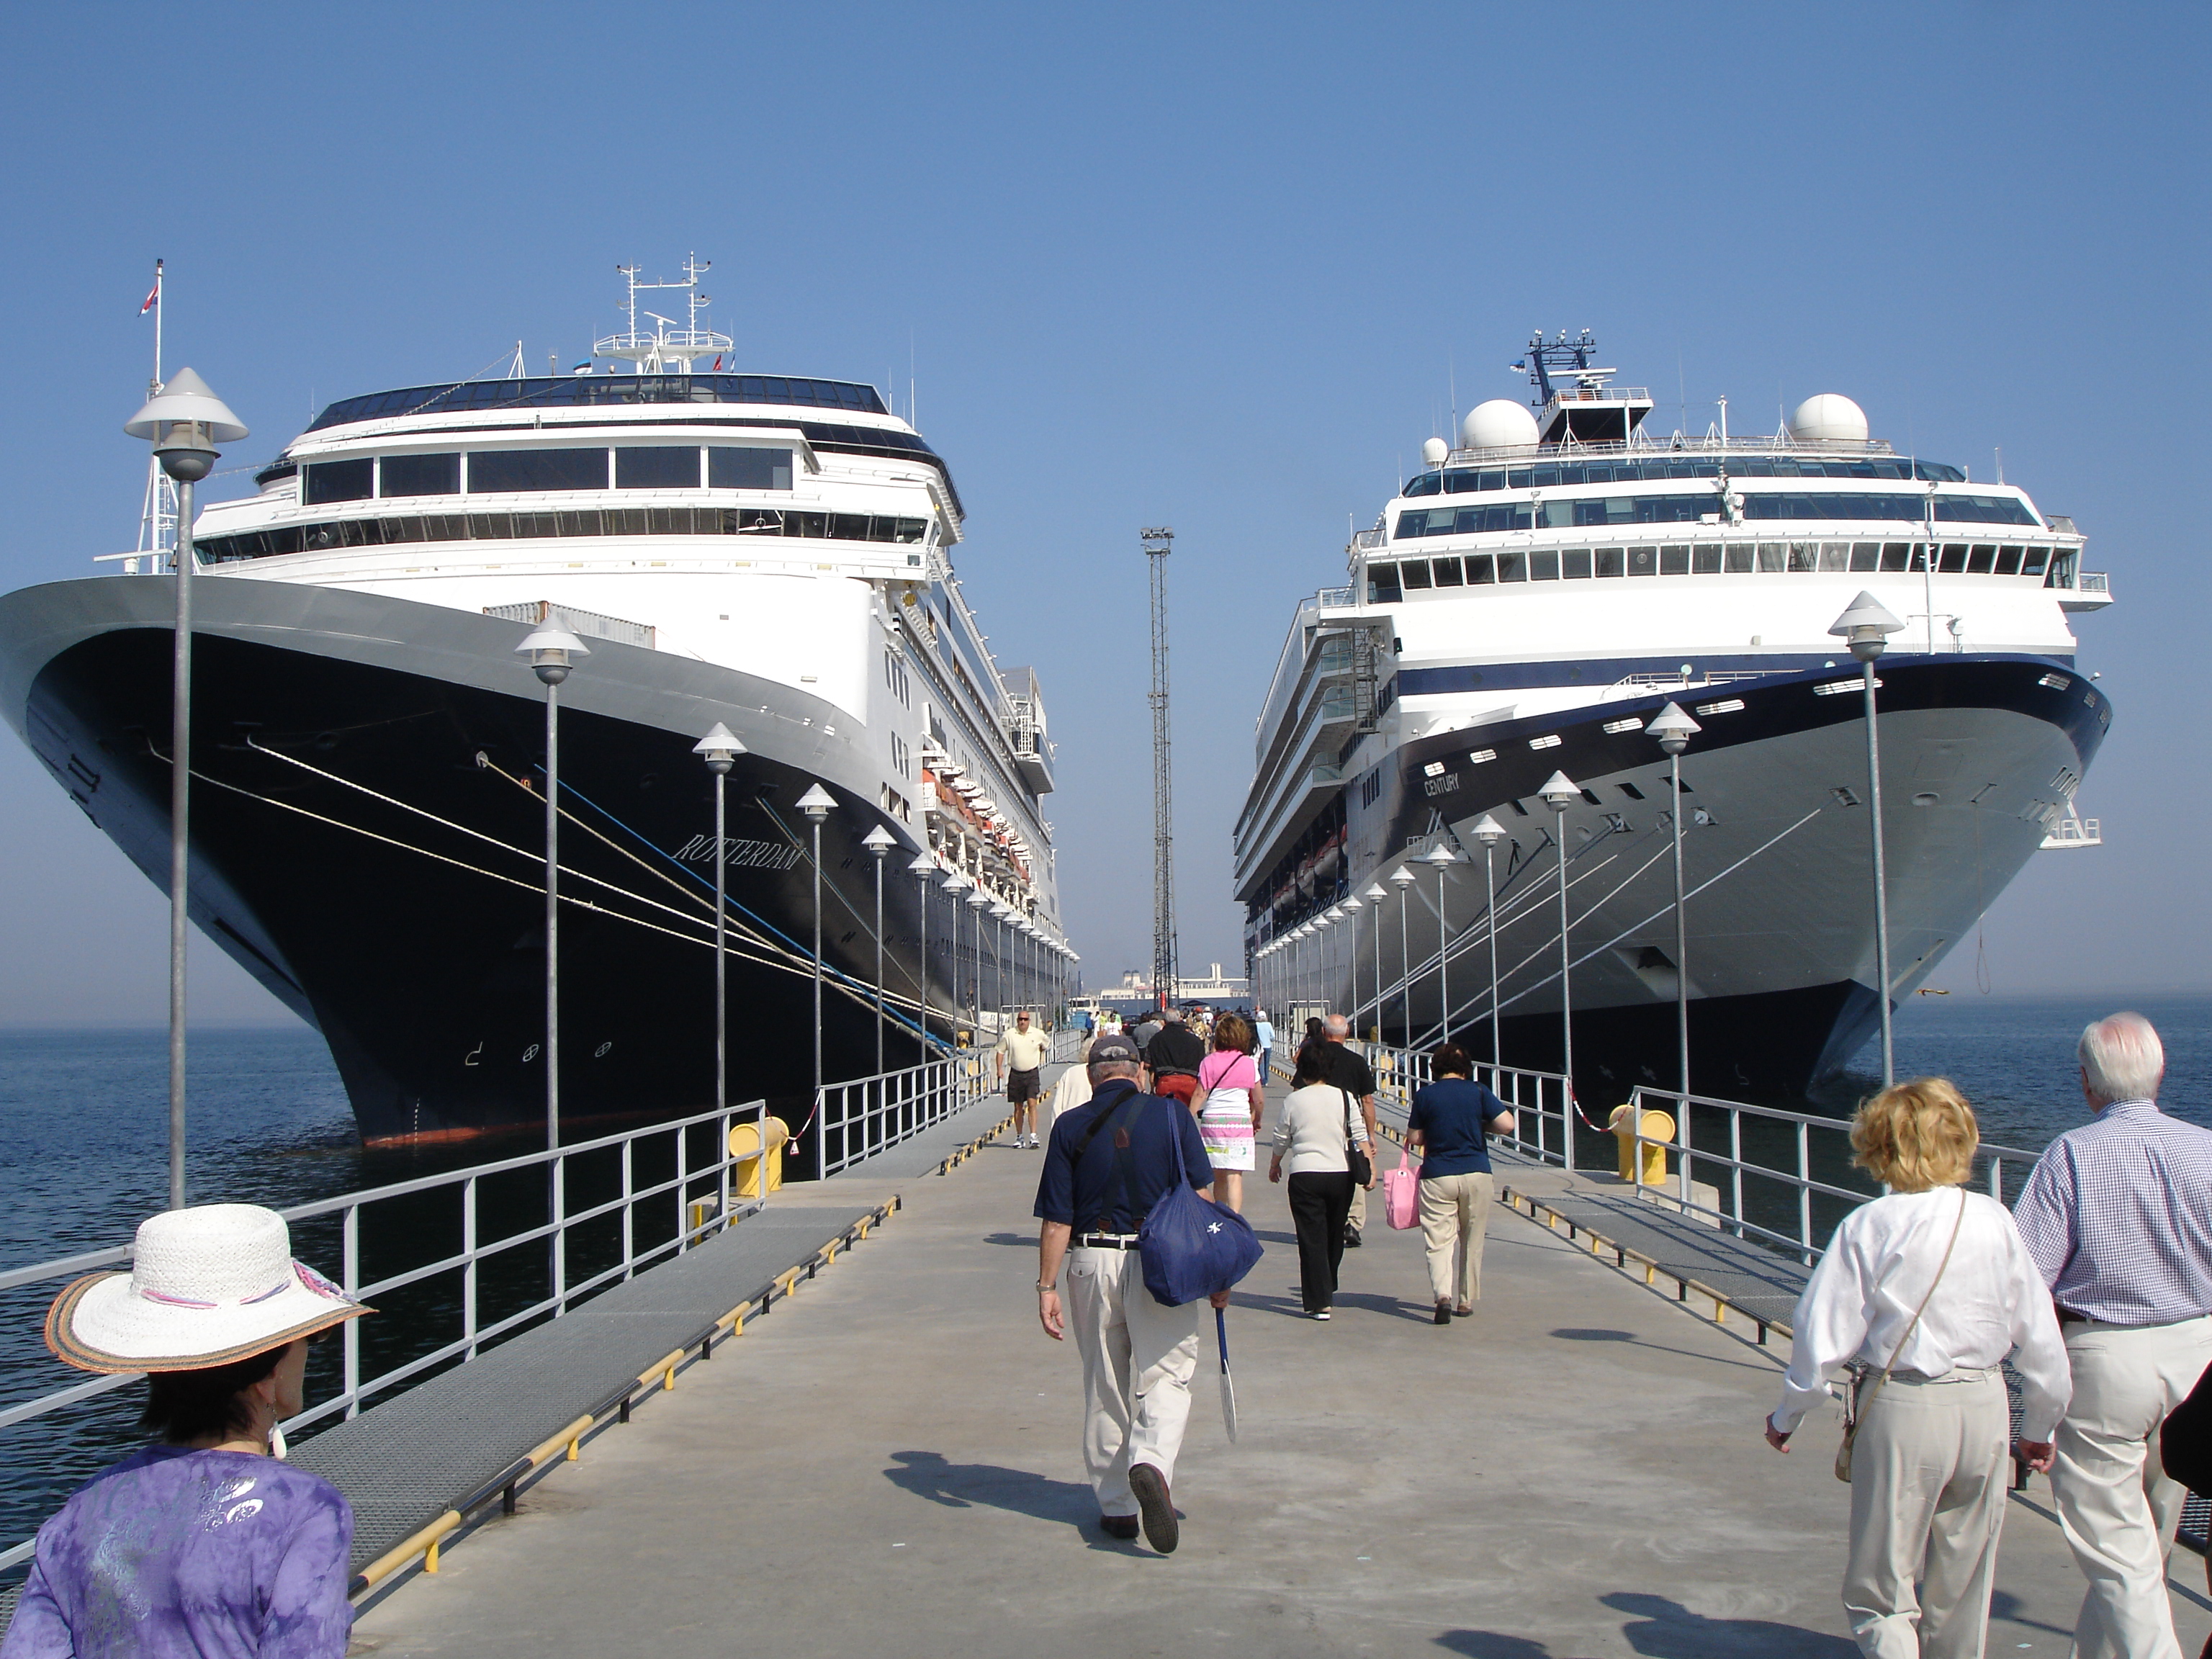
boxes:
[125,367,248,444]
[692,721,745,758]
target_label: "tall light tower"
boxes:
[1143,526,1178,1009]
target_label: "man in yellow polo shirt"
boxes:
[997,1009,1051,1147]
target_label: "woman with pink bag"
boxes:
[1406,1045,1515,1326]
[1191,1013,1265,1213]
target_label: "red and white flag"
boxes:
[139,284,158,315]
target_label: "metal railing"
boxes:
[1619,1085,2041,1264]
[1359,1043,1580,1166]
[2079,570,2110,593]
[0,1100,773,1573]
[813,1052,993,1178]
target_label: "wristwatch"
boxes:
[1036,1281,1057,1292]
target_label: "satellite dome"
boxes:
[1420,436,1449,467]
[1787,393,1869,444]
[1462,399,1539,450]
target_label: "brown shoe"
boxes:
[1100,1514,1140,1540]
[1128,1462,1179,1554]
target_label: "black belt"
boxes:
[1076,1231,1141,1250]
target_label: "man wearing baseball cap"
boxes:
[1032,1033,1223,1554]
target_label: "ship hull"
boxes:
[0,577,1038,1145]
[1258,656,2110,1099]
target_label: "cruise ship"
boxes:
[0,263,1072,1143]
[1239,331,2110,1097]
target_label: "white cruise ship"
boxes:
[1240,331,2110,1096]
[0,264,1071,1143]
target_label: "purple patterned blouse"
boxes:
[1,1445,352,1659]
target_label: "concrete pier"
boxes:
[349,1107,2211,1658]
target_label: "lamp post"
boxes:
[966,888,991,1030]
[989,899,1012,1017]
[1830,593,1907,1086]
[1645,703,1701,1101]
[1362,882,1388,1043]
[1341,896,1364,1036]
[796,783,837,1112]
[124,369,247,1211]
[1323,905,1344,1013]
[1389,866,1416,1043]
[517,628,590,1162]
[1539,770,1581,1161]
[1421,844,1457,1042]
[1468,816,1506,1074]
[940,872,967,1041]
[909,853,937,1060]
[693,724,746,1115]
[863,825,896,1076]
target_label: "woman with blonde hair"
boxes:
[1763,1079,2070,1659]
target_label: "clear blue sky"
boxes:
[0,4,2206,1023]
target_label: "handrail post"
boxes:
[621,1138,635,1280]
[462,1176,479,1360]
[676,1115,692,1252]
[1729,1106,1744,1236]
[1797,1119,1813,1264]
[342,1203,360,1420]
[1677,1094,1692,1208]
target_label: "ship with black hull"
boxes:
[1240,332,2111,1098]
[0,263,1074,1145]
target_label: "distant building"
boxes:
[1113,963,1251,1004]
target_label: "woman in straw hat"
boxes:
[4,1203,369,1659]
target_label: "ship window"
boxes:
[709,446,794,490]
[1758,542,1787,572]
[616,446,702,489]
[1403,472,1443,496]
[1966,544,1997,574]
[1562,549,1592,579]
[1881,542,1912,571]
[1627,546,1658,577]
[2045,549,2077,587]
[1594,547,1624,578]
[1851,542,1880,572]
[1939,544,1969,573]
[2022,547,2050,576]
[1660,546,1690,575]
[1529,549,1560,580]
[303,458,374,505]
[1539,501,1573,529]
[1995,545,2024,575]
[467,448,609,493]
[1789,541,1819,572]
[1465,554,1495,585]
[1367,564,1402,603]
[1401,559,1432,589]
[1691,544,1721,575]
[379,452,461,498]
[1495,552,1527,583]
[1819,541,1851,571]
[1431,557,1465,587]
[1725,544,1754,573]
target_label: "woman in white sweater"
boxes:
[1267,1053,1373,1320]
[1763,1078,2070,1659]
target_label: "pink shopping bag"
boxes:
[1383,1142,1421,1230]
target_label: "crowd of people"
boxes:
[9,1004,2210,1656]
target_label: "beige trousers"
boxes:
[1418,1172,1494,1307]
[1064,1245,1200,1517]
[2050,1314,2212,1659]
[1842,1368,2010,1659]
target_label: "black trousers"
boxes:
[1287,1171,1354,1313]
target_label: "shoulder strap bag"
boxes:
[1341,1087,1372,1187]
[1836,1189,1967,1483]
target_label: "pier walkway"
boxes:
[349,1086,2211,1659]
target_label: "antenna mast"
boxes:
[1143,527,1178,1007]
[135,258,178,572]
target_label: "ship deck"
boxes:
[336,1068,2209,1658]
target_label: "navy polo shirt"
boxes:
[1034,1080,1214,1233]
[1408,1077,1513,1177]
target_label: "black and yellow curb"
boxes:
[933,1110,1019,1175]
[348,1193,902,1600]
[1496,1184,1791,1350]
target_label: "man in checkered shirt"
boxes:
[2013,1012,2212,1659]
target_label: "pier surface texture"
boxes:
[350,1083,2209,1658]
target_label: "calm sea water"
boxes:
[0,998,2206,1563]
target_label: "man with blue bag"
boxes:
[1035,1033,1262,1554]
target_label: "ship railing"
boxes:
[1611,668,1769,693]
[1616,1086,2042,1265]
[812,1052,994,1179]
[0,1100,776,1573]
[1355,1043,1581,1166]
[1441,432,1902,466]
[2078,570,2110,593]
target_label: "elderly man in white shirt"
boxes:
[1765,1078,2071,1659]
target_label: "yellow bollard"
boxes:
[424,1537,442,1574]
[1607,1105,1674,1186]
[729,1116,791,1199]
[566,1438,580,1462]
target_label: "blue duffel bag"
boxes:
[1135,1097,1264,1307]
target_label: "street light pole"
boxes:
[1645,703,1701,1101]
[909,853,937,1061]
[693,724,746,1114]
[125,369,247,1210]
[1539,771,1581,1165]
[1389,866,1416,1045]
[1341,896,1364,1035]
[1421,845,1457,1043]
[863,825,896,1077]
[967,888,990,1032]
[1362,882,1388,1043]
[1469,816,1506,1076]
[1831,593,1907,1086]
[796,783,837,1113]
